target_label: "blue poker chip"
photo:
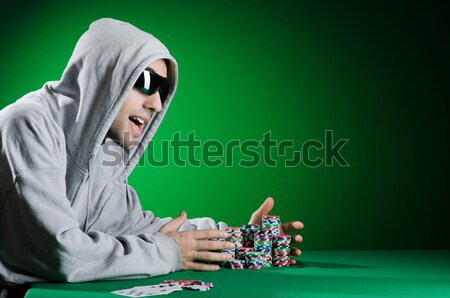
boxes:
[254,246,272,250]
[247,261,265,265]
[229,259,245,265]
[221,249,235,254]
[254,238,272,241]
[190,281,214,288]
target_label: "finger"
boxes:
[281,221,304,233]
[196,240,235,251]
[158,211,187,233]
[185,261,221,271]
[190,229,229,240]
[290,247,302,256]
[290,234,303,244]
[290,258,297,265]
[194,251,233,262]
[249,197,275,224]
[255,197,274,217]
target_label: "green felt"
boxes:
[25,250,450,298]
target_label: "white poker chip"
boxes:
[183,284,211,291]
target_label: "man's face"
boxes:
[106,59,168,150]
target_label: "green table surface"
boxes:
[25,250,450,298]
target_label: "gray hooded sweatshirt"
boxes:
[0,18,225,295]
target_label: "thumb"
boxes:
[256,197,274,216]
[159,211,187,233]
[249,197,274,224]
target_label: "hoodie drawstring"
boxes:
[125,177,135,235]
[85,153,95,232]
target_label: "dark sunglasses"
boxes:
[133,67,170,103]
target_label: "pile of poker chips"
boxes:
[221,215,292,269]
[161,280,214,291]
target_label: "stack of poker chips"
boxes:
[225,227,243,254]
[262,215,281,236]
[244,251,265,269]
[241,224,259,247]
[225,259,246,270]
[253,228,273,267]
[236,247,253,261]
[213,235,228,267]
[219,227,241,260]
[272,234,291,267]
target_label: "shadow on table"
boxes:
[293,261,375,269]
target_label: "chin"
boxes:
[126,143,136,151]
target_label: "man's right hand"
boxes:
[158,211,234,271]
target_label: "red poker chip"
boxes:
[262,215,280,219]
[247,266,264,270]
[225,227,242,231]
[275,235,291,240]
[161,280,205,287]
[273,261,291,265]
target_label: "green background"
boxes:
[1,1,448,250]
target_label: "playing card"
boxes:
[112,282,182,297]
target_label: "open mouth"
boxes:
[128,116,145,136]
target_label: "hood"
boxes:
[40,17,178,182]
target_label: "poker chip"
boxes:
[161,280,214,289]
[247,266,264,270]
[189,281,214,288]
[228,265,245,270]
[183,284,211,291]
[273,260,291,267]
[226,259,246,269]
[229,259,246,265]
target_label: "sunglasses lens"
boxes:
[157,79,169,104]
[134,68,170,103]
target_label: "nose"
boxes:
[143,92,162,113]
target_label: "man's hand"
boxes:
[159,211,235,271]
[248,197,304,265]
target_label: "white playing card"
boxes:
[112,288,142,297]
[112,282,183,297]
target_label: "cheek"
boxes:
[109,112,126,135]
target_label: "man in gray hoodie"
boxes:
[0,18,303,297]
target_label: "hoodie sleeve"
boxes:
[126,185,229,234]
[0,108,181,284]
